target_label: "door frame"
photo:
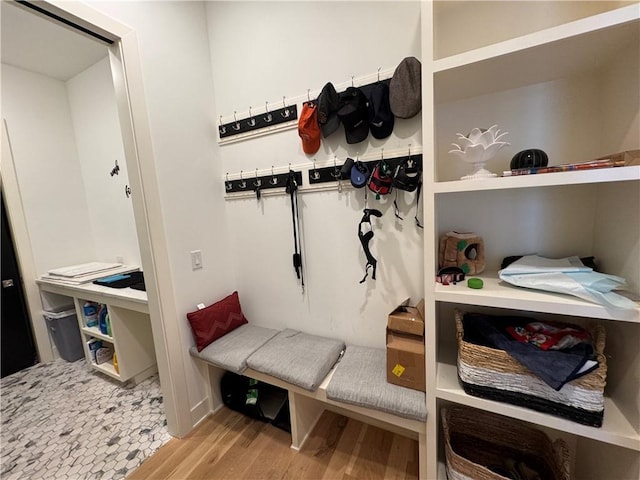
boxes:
[0,1,190,438]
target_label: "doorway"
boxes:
[1,0,186,438]
[1,193,38,377]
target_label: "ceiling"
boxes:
[1,1,108,81]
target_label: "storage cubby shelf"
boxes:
[436,362,640,451]
[433,166,640,194]
[433,5,639,103]
[426,2,640,478]
[91,360,120,381]
[81,325,113,343]
[434,273,640,323]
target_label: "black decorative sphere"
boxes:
[510,149,549,170]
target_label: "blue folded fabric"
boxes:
[95,274,131,283]
[462,313,598,391]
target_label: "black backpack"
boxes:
[220,372,291,432]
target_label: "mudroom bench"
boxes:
[190,324,427,478]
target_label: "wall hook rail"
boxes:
[219,102,298,141]
[225,170,302,194]
[307,153,423,186]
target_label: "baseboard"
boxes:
[190,397,210,428]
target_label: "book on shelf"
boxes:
[503,149,640,177]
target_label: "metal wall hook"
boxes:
[330,155,342,179]
[232,111,241,131]
[226,173,232,190]
[270,166,279,185]
[407,144,414,168]
[219,115,227,134]
[253,168,262,187]
[307,89,311,102]
[377,67,381,82]
[264,101,272,123]
[125,185,131,198]
[311,159,320,180]
[239,170,247,189]
[247,107,256,127]
[351,75,355,87]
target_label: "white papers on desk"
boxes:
[41,264,139,285]
[48,262,123,278]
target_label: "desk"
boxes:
[37,279,156,384]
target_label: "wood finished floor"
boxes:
[127,406,419,479]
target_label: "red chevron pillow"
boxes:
[187,291,248,351]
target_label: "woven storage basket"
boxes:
[455,309,607,427]
[441,406,570,480]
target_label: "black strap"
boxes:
[358,209,382,283]
[414,180,423,229]
[286,171,304,292]
[393,190,403,221]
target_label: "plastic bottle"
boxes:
[113,353,119,374]
[83,302,98,327]
[98,305,108,335]
[106,313,112,337]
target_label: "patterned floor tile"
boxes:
[1,358,170,479]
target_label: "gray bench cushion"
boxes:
[326,345,427,422]
[246,329,345,391]
[189,324,279,374]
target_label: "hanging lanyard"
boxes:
[286,171,304,293]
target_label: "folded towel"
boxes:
[463,313,598,391]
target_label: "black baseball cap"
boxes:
[317,82,342,138]
[368,82,394,139]
[337,87,369,144]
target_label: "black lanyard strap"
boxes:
[286,171,304,292]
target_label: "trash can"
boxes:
[44,306,84,362]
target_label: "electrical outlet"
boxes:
[190,250,203,270]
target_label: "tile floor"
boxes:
[1,358,170,479]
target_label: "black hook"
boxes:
[109,159,120,176]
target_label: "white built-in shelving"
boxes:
[423,2,640,479]
[37,279,156,384]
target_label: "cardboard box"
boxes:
[386,331,425,391]
[386,298,425,392]
[388,298,425,336]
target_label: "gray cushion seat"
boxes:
[326,345,427,422]
[189,324,279,374]
[246,329,345,391]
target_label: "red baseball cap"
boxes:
[298,102,321,154]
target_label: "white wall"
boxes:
[83,0,423,427]
[85,0,235,426]
[66,57,141,267]
[1,64,96,273]
[206,1,424,349]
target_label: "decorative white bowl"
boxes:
[449,125,509,180]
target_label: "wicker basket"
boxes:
[441,406,570,480]
[455,309,607,427]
